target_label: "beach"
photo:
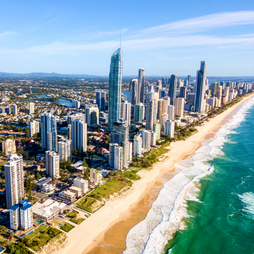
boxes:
[60,94,254,254]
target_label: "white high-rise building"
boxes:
[174,98,185,118]
[164,120,175,138]
[2,139,16,156]
[114,145,123,170]
[133,134,142,157]
[67,113,85,125]
[71,119,87,152]
[30,120,40,137]
[134,103,145,123]
[13,104,18,115]
[5,154,24,209]
[121,101,131,126]
[141,130,152,151]
[45,151,60,178]
[146,92,158,131]
[41,112,57,152]
[10,200,33,231]
[58,139,72,161]
[168,105,175,121]
[29,102,34,114]
[72,100,80,109]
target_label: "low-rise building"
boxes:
[59,190,76,203]
[33,199,66,221]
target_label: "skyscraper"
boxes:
[108,48,122,130]
[30,120,40,137]
[13,104,17,115]
[146,92,158,130]
[111,119,130,168]
[133,134,142,157]
[138,68,145,103]
[86,105,99,126]
[58,139,72,161]
[41,113,57,152]
[134,103,145,123]
[179,86,187,99]
[194,61,207,112]
[168,74,177,105]
[29,102,34,114]
[174,98,185,117]
[96,90,106,110]
[5,154,24,209]
[45,151,60,178]
[164,120,175,138]
[130,79,138,105]
[71,119,87,153]
[121,101,131,126]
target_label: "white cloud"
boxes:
[138,11,254,36]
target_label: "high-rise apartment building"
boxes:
[72,100,80,109]
[30,120,40,137]
[2,139,16,155]
[194,61,207,112]
[29,102,34,114]
[121,101,131,126]
[174,98,185,117]
[111,119,130,168]
[133,134,142,157]
[168,74,177,106]
[134,103,145,123]
[67,113,85,125]
[168,105,175,121]
[41,113,57,152]
[179,86,187,99]
[71,119,87,152]
[157,96,170,120]
[138,68,145,103]
[45,151,60,178]
[146,92,158,131]
[10,200,33,231]
[13,104,18,115]
[96,90,106,110]
[58,139,72,161]
[130,79,139,105]
[164,120,175,138]
[86,105,99,126]
[108,48,122,130]
[5,154,24,209]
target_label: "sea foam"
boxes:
[124,97,254,254]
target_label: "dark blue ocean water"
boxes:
[167,104,254,254]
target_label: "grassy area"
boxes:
[70,218,85,224]
[123,170,140,180]
[60,223,74,232]
[0,160,7,171]
[66,210,79,219]
[24,227,62,252]
[88,177,132,201]
[26,224,48,240]
[77,197,102,213]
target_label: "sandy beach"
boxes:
[60,94,254,254]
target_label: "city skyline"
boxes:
[0,0,253,76]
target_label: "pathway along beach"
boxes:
[60,93,254,254]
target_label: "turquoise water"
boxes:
[167,104,254,253]
[124,97,254,254]
[35,94,73,107]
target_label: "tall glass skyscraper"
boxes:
[194,61,207,112]
[108,48,122,130]
[138,68,145,103]
[168,74,177,106]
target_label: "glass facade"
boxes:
[108,48,122,130]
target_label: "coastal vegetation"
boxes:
[71,217,85,224]
[123,170,140,180]
[23,226,62,251]
[60,223,75,232]
[77,197,102,213]
[88,177,132,201]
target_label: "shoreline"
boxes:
[61,94,254,254]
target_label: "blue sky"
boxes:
[0,0,254,76]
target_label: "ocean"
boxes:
[124,96,254,254]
